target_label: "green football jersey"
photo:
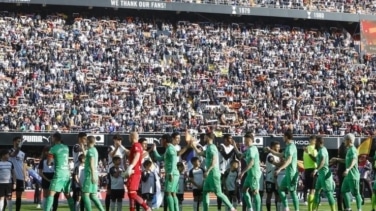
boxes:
[164,144,179,175]
[205,144,220,174]
[316,146,329,175]
[284,142,298,177]
[244,147,252,164]
[49,143,70,178]
[85,146,99,177]
[345,145,360,179]
[250,145,261,178]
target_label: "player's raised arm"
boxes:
[190,140,205,157]
[265,146,284,158]
[230,138,244,159]
[275,155,292,176]
[152,143,164,161]
[177,131,193,156]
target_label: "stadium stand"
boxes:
[0,5,374,137]
[178,0,376,15]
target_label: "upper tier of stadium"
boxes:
[2,0,376,22]
[0,5,373,136]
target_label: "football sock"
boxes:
[243,192,252,210]
[326,191,336,211]
[0,198,4,211]
[232,199,238,209]
[45,196,53,211]
[128,192,148,210]
[308,194,314,211]
[342,192,351,210]
[15,197,21,211]
[129,199,135,211]
[90,193,104,211]
[3,198,6,211]
[216,191,234,210]
[75,201,80,211]
[203,192,210,211]
[173,195,179,211]
[117,201,122,211]
[6,199,11,211]
[291,191,299,211]
[67,197,75,211]
[111,201,116,211]
[217,198,222,211]
[167,195,175,211]
[163,195,168,211]
[278,190,288,209]
[253,193,261,211]
[266,202,271,211]
[82,194,92,211]
[193,201,198,211]
[105,194,111,211]
[355,193,362,210]
[53,193,59,211]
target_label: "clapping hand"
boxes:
[185,131,193,147]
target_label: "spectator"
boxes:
[0,12,374,136]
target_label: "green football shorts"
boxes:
[315,172,335,192]
[82,175,98,194]
[244,174,260,191]
[50,176,71,193]
[203,171,221,193]
[341,176,360,195]
[279,172,299,192]
[165,173,179,193]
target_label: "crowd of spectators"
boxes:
[0,10,375,136]
[173,0,376,15]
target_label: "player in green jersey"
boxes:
[191,132,236,211]
[331,133,362,211]
[82,136,104,211]
[372,152,376,211]
[312,136,335,211]
[45,132,75,211]
[266,130,299,211]
[153,134,180,211]
[232,133,262,211]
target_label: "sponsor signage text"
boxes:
[110,0,167,9]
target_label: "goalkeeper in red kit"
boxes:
[125,132,152,211]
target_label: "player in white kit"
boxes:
[106,134,129,211]
[265,141,281,211]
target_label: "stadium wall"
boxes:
[1,0,375,22]
[0,132,366,149]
